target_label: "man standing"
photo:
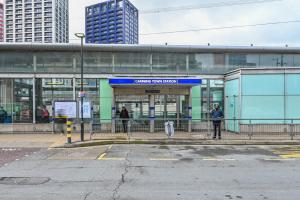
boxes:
[0,106,7,123]
[120,106,129,133]
[211,105,224,140]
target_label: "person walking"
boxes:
[0,106,7,123]
[120,106,129,133]
[211,105,224,140]
[55,110,66,134]
[41,106,50,123]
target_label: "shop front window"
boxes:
[75,79,100,121]
[1,79,34,123]
[35,78,73,123]
[201,79,224,119]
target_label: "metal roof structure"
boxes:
[0,43,300,53]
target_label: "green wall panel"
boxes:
[100,79,113,123]
[286,96,300,119]
[241,96,284,122]
[286,74,300,95]
[242,74,284,95]
[225,79,239,132]
[192,85,201,121]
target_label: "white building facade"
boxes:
[5,0,69,43]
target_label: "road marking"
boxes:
[272,151,300,154]
[280,154,300,159]
[1,148,17,151]
[101,158,125,161]
[150,158,179,161]
[264,158,296,161]
[202,156,235,161]
[98,153,107,160]
[108,145,113,150]
[203,158,236,161]
[271,147,300,159]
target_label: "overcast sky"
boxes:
[56,0,300,46]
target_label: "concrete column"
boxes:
[33,54,37,73]
[32,77,36,124]
[207,79,211,120]
[140,101,143,118]
[73,77,76,100]
[176,96,180,128]
[112,54,115,73]
[186,54,189,75]
[111,93,116,133]
[185,91,192,133]
[150,53,153,74]
[149,95,155,133]
[163,95,167,119]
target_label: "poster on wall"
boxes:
[54,101,77,118]
[78,101,92,119]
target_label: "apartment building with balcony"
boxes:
[5,0,69,43]
[0,3,4,42]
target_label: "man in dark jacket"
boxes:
[120,106,129,133]
[211,105,224,139]
[0,106,7,123]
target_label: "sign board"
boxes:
[78,91,86,98]
[54,101,77,119]
[145,90,160,94]
[109,78,202,85]
[78,101,92,119]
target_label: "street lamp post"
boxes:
[75,33,85,142]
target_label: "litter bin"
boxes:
[164,121,174,138]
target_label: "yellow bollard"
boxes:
[67,120,73,144]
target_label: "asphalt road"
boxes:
[0,148,40,167]
[0,145,300,200]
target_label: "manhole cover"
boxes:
[0,177,50,185]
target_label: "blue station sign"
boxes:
[109,78,202,85]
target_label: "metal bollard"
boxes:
[67,120,73,144]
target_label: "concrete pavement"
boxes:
[1,145,300,200]
[0,132,300,149]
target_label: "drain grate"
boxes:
[0,177,50,185]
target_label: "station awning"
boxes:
[109,78,202,86]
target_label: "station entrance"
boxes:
[114,94,190,132]
[111,84,196,133]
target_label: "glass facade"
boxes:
[225,73,300,127]
[75,79,100,120]
[0,52,33,73]
[36,52,74,73]
[85,0,138,44]
[2,51,300,74]
[0,78,33,123]
[1,45,300,127]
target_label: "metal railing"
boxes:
[0,118,299,140]
[90,118,300,140]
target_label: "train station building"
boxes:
[0,43,299,133]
